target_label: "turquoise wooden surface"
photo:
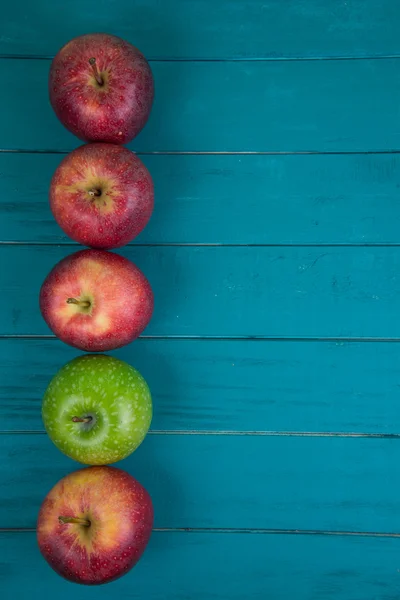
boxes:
[2,153,400,245]
[2,59,400,152]
[3,433,400,532]
[2,246,400,337]
[2,1,400,598]
[3,339,400,434]
[2,532,400,600]
[1,0,398,59]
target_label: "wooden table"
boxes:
[2,1,400,597]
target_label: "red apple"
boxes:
[37,466,153,585]
[49,33,154,144]
[50,143,154,249]
[39,249,153,351]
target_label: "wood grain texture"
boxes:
[1,0,398,59]
[2,433,400,532]
[2,531,400,600]
[2,152,400,245]
[2,0,400,595]
[2,59,400,152]
[1,245,400,338]
[2,338,400,434]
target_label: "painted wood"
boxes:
[2,0,400,596]
[1,245,400,338]
[2,59,400,152]
[2,338,400,434]
[2,531,400,599]
[2,152,400,245]
[1,0,398,59]
[2,433,400,532]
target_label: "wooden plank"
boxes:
[2,59,400,152]
[1,0,398,59]
[2,433,400,532]
[2,531,400,599]
[1,245,400,338]
[2,338,400,434]
[2,152,400,245]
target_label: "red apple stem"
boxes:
[59,516,91,527]
[66,298,91,308]
[71,416,92,423]
[88,188,101,198]
[89,57,104,86]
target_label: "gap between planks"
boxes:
[2,334,400,343]
[2,149,400,155]
[2,242,400,248]
[1,54,400,62]
[1,430,400,439]
[2,527,400,538]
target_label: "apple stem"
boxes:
[71,416,92,423]
[59,516,91,527]
[89,57,104,86]
[88,188,101,198]
[66,298,91,308]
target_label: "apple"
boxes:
[49,33,154,144]
[50,143,154,249]
[42,354,152,465]
[37,465,153,585]
[39,249,153,352]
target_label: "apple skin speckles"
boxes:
[49,33,154,145]
[39,249,154,352]
[42,354,152,465]
[37,466,153,585]
[50,143,154,249]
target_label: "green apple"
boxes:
[42,354,152,465]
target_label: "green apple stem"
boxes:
[71,416,92,423]
[66,298,91,308]
[89,57,104,86]
[59,516,91,527]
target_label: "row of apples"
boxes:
[36,33,161,586]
